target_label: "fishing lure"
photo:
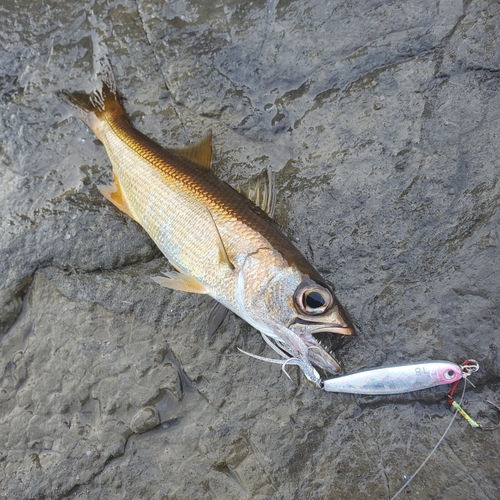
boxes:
[322,360,463,394]
[389,359,500,500]
[319,358,497,500]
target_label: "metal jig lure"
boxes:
[322,360,463,394]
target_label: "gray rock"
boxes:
[1,0,499,499]
[130,407,160,434]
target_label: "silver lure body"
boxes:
[322,361,462,394]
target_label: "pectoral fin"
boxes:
[170,130,213,169]
[152,271,208,294]
[98,174,137,221]
[205,208,235,270]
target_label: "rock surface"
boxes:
[1,0,499,498]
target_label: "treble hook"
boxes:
[460,359,479,377]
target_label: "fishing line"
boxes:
[390,359,484,500]
[389,382,466,500]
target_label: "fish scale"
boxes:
[98,113,307,302]
[105,114,321,280]
[88,121,289,332]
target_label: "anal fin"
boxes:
[98,174,137,221]
[152,271,208,294]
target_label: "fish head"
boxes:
[287,278,355,374]
[238,250,354,377]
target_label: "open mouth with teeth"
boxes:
[289,319,355,375]
[312,331,352,355]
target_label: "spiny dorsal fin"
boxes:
[236,167,276,217]
[170,130,213,169]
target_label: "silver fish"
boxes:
[59,58,355,385]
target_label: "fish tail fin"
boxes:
[57,57,126,134]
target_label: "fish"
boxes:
[59,58,354,386]
[322,361,463,394]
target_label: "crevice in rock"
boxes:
[133,0,188,139]
[0,273,33,337]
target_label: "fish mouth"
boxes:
[300,333,342,375]
[290,317,355,338]
[289,319,355,375]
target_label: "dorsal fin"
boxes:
[170,130,213,169]
[236,167,277,217]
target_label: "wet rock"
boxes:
[130,407,160,434]
[1,0,499,499]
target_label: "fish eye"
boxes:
[443,369,456,380]
[294,279,332,315]
[305,291,326,309]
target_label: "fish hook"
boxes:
[236,347,300,383]
[460,359,479,378]
[237,336,321,387]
